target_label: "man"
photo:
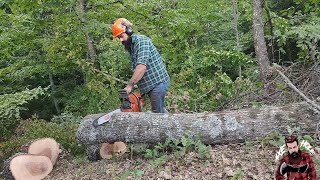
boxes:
[112,18,170,113]
[275,135,316,180]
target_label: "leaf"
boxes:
[134,170,144,177]
[303,135,314,142]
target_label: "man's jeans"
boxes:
[147,81,170,113]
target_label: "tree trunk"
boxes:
[47,63,61,114]
[78,0,100,70]
[77,102,319,146]
[232,0,242,78]
[310,37,317,62]
[232,0,240,51]
[265,4,275,62]
[253,0,270,86]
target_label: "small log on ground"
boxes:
[27,138,61,165]
[99,143,114,159]
[1,153,53,180]
[85,141,127,161]
[77,102,320,146]
[100,141,127,159]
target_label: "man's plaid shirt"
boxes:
[276,152,316,180]
[130,35,170,94]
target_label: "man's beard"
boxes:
[122,36,132,53]
[289,150,302,164]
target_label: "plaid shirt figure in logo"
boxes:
[275,136,316,180]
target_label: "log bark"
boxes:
[77,102,320,147]
[85,144,102,161]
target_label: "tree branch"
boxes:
[92,68,138,88]
[120,3,151,20]
[274,65,320,112]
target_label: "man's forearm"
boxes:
[128,64,147,86]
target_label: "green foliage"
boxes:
[268,133,285,147]
[64,85,120,117]
[1,0,319,165]
[0,117,85,165]
[313,156,320,176]
[0,0,317,116]
[244,140,254,151]
[1,0,257,118]
[0,87,47,140]
[144,132,212,160]
[150,155,168,168]
[118,169,144,180]
[266,126,316,154]
[231,169,245,180]
[269,0,320,64]
[285,15,320,62]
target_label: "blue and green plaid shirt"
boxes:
[130,35,170,94]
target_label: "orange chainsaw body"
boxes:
[119,90,144,112]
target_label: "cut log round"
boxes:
[9,154,53,180]
[1,153,25,180]
[99,141,127,159]
[27,138,60,165]
[77,102,320,147]
[113,141,127,156]
[99,143,113,159]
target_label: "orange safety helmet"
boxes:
[112,18,132,38]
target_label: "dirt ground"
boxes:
[44,144,320,180]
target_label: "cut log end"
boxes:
[28,138,60,165]
[113,142,127,156]
[10,154,53,180]
[99,143,113,159]
[99,142,127,159]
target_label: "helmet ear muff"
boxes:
[121,21,133,36]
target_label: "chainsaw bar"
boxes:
[92,109,121,128]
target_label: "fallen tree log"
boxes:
[77,102,320,146]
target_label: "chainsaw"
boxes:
[92,89,144,127]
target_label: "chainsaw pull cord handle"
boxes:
[130,92,143,112]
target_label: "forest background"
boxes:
[1,0,320,178]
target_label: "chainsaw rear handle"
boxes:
[118,89,129,98]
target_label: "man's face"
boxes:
[117,33,131,52]
[287,141,299,154]
[118,33,129,44]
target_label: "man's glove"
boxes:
[280,162,289,175]
[280,162,308,174]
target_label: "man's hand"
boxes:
[125,64,146,94]
[124,84,133,94]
